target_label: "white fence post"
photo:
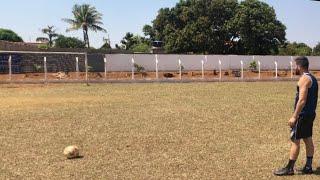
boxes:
[275,61,278,79]
[85,53,89,86]
[201,60,204,79]
[290,60,293,79]
[155,55,159,79]
[291,56,294,79]
[131,57,135,80]
[8,55,12,81]
[204,55,208,79]
[76,57,79,80]
[104,57,107,80]
[258,61,261,79]
[179,59,182,80]
[240,60,244,79]
[219,60,222,81]
[44,57,47,84]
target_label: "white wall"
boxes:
[104,54,320,71]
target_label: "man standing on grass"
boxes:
[274,56,318,176]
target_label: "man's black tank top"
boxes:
[294,73,318,116]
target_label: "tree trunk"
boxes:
[82,26,90,48]
[83,29,88,48]
[83,29,86,45]
[86,30,90,48]
[49,35,52,47]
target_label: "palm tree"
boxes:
[41,26,58,47]
[62,4,106,48]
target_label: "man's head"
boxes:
[295,56,309,74]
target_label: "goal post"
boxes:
[0,50,88,84]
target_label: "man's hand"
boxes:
[288,117,297,128]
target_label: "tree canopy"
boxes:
[144,0,286,55]
[118,32,151,53]
[54,35,86,48]
[278,42,313,56]
[313,42,320,56]
[227,0,286,55]
[62,4,106,48]
[0,28,23,42]
[100,37,112,50]
[41,26,58,47]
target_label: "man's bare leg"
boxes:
[274,140,300,176]
[302,137,314,172]
[303,137,314,157]
[290,139,301,161]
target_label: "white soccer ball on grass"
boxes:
[63,145,80,159]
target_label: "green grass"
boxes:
[1,82,320,179]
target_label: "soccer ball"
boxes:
[63,145,80,159]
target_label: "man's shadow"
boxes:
[313,167,320,175]
[294,167,320,176]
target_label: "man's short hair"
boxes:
[295,56,309,69]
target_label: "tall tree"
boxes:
[313,42,320,56]
[41,26,58,47]
[0,28,23,42]
[227,0,286,55]
[100,37,111,50]
[120,32,150,50]
[120,32,134,50]
[142,25,156,41]
[145,0,239,54]
[62,4,106,48]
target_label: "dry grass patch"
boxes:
[1,82,320,179]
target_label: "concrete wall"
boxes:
[1,40,318,72]
[104,54,320,71]
[0,53,319,73]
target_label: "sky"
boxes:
[0,0,319,48]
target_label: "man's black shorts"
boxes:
[291,114,316,141]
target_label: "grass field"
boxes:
[1,82,320,179]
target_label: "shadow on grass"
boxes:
[66,155,85,160]
[312,167,320,175]
[294,167,320,176]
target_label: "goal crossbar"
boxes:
[0,50,86,55]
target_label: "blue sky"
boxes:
[0,0,319,48]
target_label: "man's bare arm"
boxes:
[293,76,310,118]
[288,76,311,127]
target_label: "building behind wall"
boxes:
[151,41,165,54]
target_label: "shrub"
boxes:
[38,44,49,50]
[134,63,145,73]
[131,43,151,53]
[33,64,43,73]
[87,66,93,72]
[249,61,257,71]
